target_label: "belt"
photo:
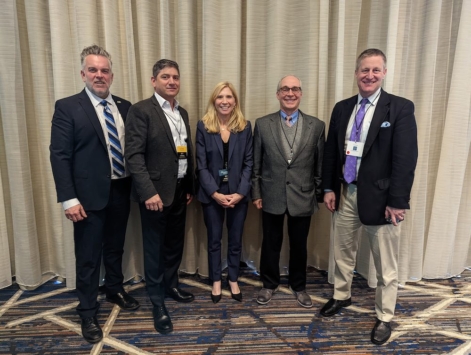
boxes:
[111,176,131,184]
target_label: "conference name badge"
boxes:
[176,145,187,159]
[346,141,364,158]
[219,169,229,182]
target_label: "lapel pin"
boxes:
[381,121,391,128]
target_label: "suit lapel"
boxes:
[212,132,224,159]
[363,90,390,157]
[79,90,107,150]
[228,131,236,162]
[268,112,285,157]
[337,96,357,156]
[112,95,128,123]
[152,95,177,152]
[290,111,310,164]
[179,106,192,157]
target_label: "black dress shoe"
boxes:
[106,291,140,310]
[371,319,392,345]
[228,285,242,302]
[166,288,194,303]
[153,305,173,334]
[320,298,352,317]
[211,293,222,303]
[81,316,103,344]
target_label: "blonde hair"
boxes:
[202,82,247,133]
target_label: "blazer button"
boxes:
[286,181,290,185]
[107,174,111,178]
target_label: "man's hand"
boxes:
[145,194,164,212]
[252,199,262,210]
[186,194,193,205]
[323,192,336,212]
[65,204,87,222]
[385,206,405,226]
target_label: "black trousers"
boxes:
[74,177,131,318]
[139,181,187,308]
[260,210,312,291]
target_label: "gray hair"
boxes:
[276,75,302,91]
[80,44,112,69]
[356,48,387,71]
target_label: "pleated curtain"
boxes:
[0,0,470,291]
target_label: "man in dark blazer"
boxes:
[50,45,139,344]
[125,59,195,334]
[252,75,325,308]
[320,49,418,345]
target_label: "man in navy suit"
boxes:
[50,45,139,344]
[321,48,418,345]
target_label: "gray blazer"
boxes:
[251,110,325,217]
[125,95,195,205]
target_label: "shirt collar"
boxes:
[357,88,382,105]
[154,92,179,110]
[280,110,299,120]
[85,87,113,108]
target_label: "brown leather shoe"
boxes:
[256,287,278,305]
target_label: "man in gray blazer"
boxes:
[125,59,195,334]
[252,75,325,308]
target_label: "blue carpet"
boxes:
[1,268,470,354]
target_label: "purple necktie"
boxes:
[344,98,369,183]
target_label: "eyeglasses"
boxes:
[278,86,302,94]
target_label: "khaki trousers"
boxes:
[333,183,401,322]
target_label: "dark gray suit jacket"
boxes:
[251,110,325,217]
[322,89,418,225]
[125,95,195,205]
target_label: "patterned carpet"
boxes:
[1,267,471,355]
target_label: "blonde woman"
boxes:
[196,82,253,303]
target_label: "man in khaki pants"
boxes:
[321,48,418,345]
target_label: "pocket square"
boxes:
[381,121,391,128]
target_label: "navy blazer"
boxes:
[50,89,131,211]
[322,89,418,225]
[196,120,253,204]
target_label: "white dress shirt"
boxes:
[344,88,382,175]
[154,92,188,179]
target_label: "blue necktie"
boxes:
[344,98,369,183]
[100,100,125,177]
